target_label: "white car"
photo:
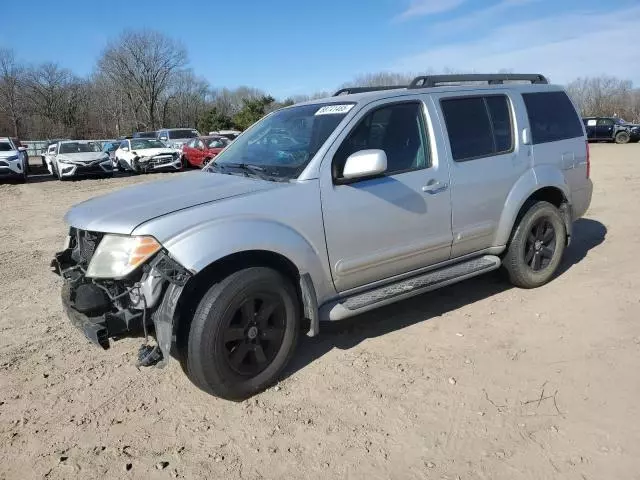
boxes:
[114,138,182,173]
[0,137,29,182]
[44,140,113,180]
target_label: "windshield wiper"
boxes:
[211,162,287,182]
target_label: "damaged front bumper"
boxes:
[133,154,182,172]
[51,247,191,365]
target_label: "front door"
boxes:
[595,118,614,140]
[320,100,453,293]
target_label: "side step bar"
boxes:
[320,255,501,321]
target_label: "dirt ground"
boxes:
[0,144,639,480]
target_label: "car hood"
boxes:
[64,172,283,235]
[133,148,176,157]
[58,152,107,163]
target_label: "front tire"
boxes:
[184,267,300,400]
[503,201,566,289]
[615,131,630,144]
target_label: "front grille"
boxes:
[70,228,104,265]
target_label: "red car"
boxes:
[181,136,230,168]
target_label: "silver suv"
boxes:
[51,74,593,400]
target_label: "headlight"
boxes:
[86,235,161,279]
[57,157,74,164]
[5,155,19,162]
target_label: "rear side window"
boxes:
[522,91,583,144]
[441,95,513,162]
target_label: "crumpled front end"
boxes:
[133,151,182,172]
[51,227,191,366]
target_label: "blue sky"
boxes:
[1,0,639,98]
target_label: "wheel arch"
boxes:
[495,167,571,247]
[173,249,320,363]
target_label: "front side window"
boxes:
[333,102,429,178]
[522,91,583,144]
[441,95,513,162]
[206,102,354,181]
[120,140,129,149]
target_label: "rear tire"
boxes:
[615,131,630,144]
[184,267,300,400]
[503,201,566,289]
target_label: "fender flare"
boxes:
[494,166,571,246]
[161,218,332,331]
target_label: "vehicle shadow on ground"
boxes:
[282,217,607,380]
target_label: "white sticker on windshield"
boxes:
[315,104,354,116]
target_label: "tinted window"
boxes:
[168,129,199,139]
[0,142,13,152]
[333,102,429,178]
[120,141,129,149]
[522,91,583,144]
[596,118,614,126]
[485,96,513,152]
[441,97,500,161]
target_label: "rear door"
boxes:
[583,118,597,140]
[434,91,527,257]
[521,90,587,193]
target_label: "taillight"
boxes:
[585,140,590,179]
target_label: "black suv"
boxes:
[583,117,640,144]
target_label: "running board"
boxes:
[320,255,501,321]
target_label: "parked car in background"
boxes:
[41,138,70,168]
[44,140,113,180]
[133,131,157,139]
[156,128,200,150]
[101,140,121,166]
[114,138,182,173]
[181,136,230,168]
[583,117,640,144]
[9,138,30,172]
[0,137,29,182]
[52,73,593,400]
[209,129,241,140]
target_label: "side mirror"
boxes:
[121,147,129,152]
[160,136,168,141]
[342,149,387,181]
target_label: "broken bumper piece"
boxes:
[51,249,191,355]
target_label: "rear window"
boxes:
[441,95,513,162]
[522,91,583,144]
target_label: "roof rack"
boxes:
[333,85,407,96]
[409,74,548,88]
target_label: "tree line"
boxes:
[1,30,639,140]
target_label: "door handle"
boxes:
[422,180,448,194]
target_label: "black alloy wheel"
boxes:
[524,218,556,271]
[222,294,286,377]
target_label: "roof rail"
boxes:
[409,74,548,88]
[333,85,407,96]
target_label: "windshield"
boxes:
[59,142,101,154]
[206,137,229,149]
[168,129,199,139]
[614,118,627,125]
[205,102,354,180]
[0,142,13,152]
[131,139,166,150]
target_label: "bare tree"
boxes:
[163,70,210,128]
[0,48,26,136]
[98,30,188,129]
[566,76,634,119]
